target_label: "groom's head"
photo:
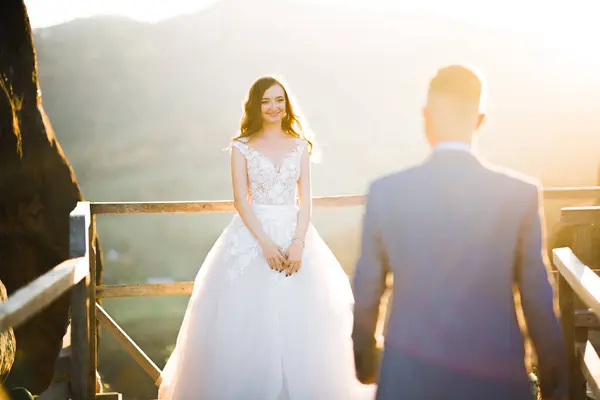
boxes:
[423,65,486,146]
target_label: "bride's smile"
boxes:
[261,84,286,124]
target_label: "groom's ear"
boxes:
[422,106,434,143]
[422,106,431,127]
[475,113,486,130]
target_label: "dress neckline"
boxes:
[243,138,301,171]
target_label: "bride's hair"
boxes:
[233,76,314,155]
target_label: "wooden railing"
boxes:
[86,186,600,391]
[0,258,87,333]
[88,186,600,215]
[0,186,599,399]
[0,203,94,400]
[0,259,88,400]
[554,203,600,399]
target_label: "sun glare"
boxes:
[307,0,600,65]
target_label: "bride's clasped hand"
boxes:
[260,237,303,276]
[259,238,287,272]
[283,237,304,276]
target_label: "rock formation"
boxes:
[0,0,103,393]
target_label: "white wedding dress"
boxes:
[158,138,375,400]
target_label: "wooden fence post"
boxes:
[89,214,98,384]
[560,207,599,398]
[558,274,586,398]
[70,202,95,400]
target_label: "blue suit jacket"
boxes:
[352,150,568,399]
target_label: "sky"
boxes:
[24,0,600,64]
[25,0,596,32]
[26,0,216,27]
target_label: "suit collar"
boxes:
[427,144,482,166]
[432,141,472,153]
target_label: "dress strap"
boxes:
[231,139,250,157]
[295,138,308,156]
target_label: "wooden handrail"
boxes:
[91,194,365,214]
[89,187,600,215]
[544,186,600,199]
[553,247,600,316]
[0,257,87,333]
[95,303,162,386]
[578,341,600,398]
[96,282,193,298]
[561,206,600,226]
[553,247,600,398]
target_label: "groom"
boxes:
[352,65,568,399]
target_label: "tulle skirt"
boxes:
[158,204,375,400]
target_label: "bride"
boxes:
[158,76,375,399]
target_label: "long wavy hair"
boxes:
[233,76,313,155]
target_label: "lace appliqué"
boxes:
[231,138,307,206]
[224,218,260,282]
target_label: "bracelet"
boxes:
[292,237,305,247]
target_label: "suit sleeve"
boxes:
[516,183,568,397]
[352,181,390,383]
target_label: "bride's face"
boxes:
[261,84,286,125]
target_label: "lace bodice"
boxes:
[231,138,307,206]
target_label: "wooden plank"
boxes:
[573,224,596,309]
[90,195,366,214]
[0,257,87,332]
[99,279,600,302]
[70,202,91,259]
[70,201,94,400]
[89,187,600,215]
[578,340,600,399]
[95,303,162,385]
[576,309,600,329]
[558,272,587,399]
[561,206,600,226]
[88,214,98,388]
[544,186,600,199]
[573,225,595,266]
[96,281,194,298]
[95,277,600,301]
[554,248,600,317]
[92,199,235,214]
[95,393,123,400]
[70,263,90,400]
